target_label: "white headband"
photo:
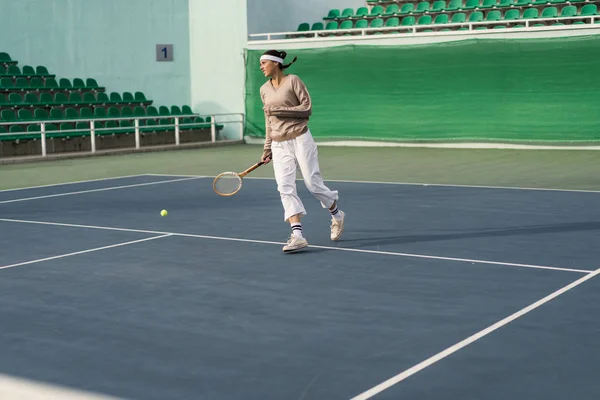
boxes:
[260,54,284,64]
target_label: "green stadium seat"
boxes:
[434,14,450,24]
[94,107,107,119]
[18,109,33,121]
[0,52,13,63]
[102,121,118,135]
[123,92,135,104]
[486,10,502,21]
[75,122,90,136]
[498,0,514,6]
[180,117,194,131]
[533,0,548,4]
[36,66,50,76]
[107,107,120,118]
[68,92,83,106]
[399,3,415,14]
[22,66,36,76]
[401,16,416,25]
[83,92,97,105]
[8,93,23,105]
[134,106,146,117]
[431,1,447,12]
[30,77,45,89]
[59,78,72,89]
[86,78,100,89]
[181,105,193,115]
[54,92,68,105]
[414,2,431,13]
[96,92,110,104]
[0,77,14,89]
[504,9,521,20]
[311,22,324,31]
[80,107,93,119]
[50,108,64,120]
[109,92,122,103]
[560,5,577,17]
[158,106,170,116]
[340,8,355,19]
[475,26,488,29]
[522,8,539,19]
[65,108,79,119]
[24,93,39,105]
[418,15,433,24]
[385,17,400,27]
[452,13,467,23]
[580,4,597,16]
[340,20,354,30]
[469,11,484,22]
[121,106,133,118]
[445,0,462,11]
[541,7,558,17]
[147,106,159,117]
[141,119,157,133]
[323,9,340,20]
[171,105,182,115]
[73,78,85,89]
[2,109,17,121]
[34,109,49,120]
[45,78,59,90]
[353,19,368,30]
[15,77,29,89]
[134,92,149,103]
[353,7,369,18]
[480,0,497,8]
[39,92,53,107]
[296,22,310,32]
[515,0,530,5]
[7,65,21,76]
[384,4,399,16]
[0,93,8,106]
[368,5,384,17]
[158,118,172,131]
[462,0,480,10]
[493,25,507,28]
[10,126,24,138]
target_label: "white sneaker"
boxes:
[283,235,308,252]
[330,210,345,241]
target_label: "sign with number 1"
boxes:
[156,44,174,62]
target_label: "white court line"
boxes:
[0,176,202,204]
[0,234,171,271]
[350,266,600,400]
[143,173,600,194]
[0,173,147,193]
[0,218,590,274]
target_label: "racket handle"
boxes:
[239,161,264,177]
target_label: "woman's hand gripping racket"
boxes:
[212,152,271,197]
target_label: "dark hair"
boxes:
[262,49,298,70]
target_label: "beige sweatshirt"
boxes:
[260,74,312,150]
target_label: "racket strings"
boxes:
[213,173,242,196]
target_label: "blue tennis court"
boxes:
[1,174,599,400]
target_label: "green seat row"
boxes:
[0,91,151,107]
[0,65,54,78]
[324,0,592,20]
[0,52,18,65]
[298,4,597,32]
[0,77,103,91]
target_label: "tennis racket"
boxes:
[212,160,266,196]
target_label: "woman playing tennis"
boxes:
[258,49,345,253]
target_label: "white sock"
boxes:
[329,204,342,221]
[291,223,303,238]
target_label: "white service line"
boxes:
[0,373,121,400]
[0,173,147,193]
[350,266,600,400]
[0,176,202,204]
[0,234,171,271]
[0,218,590,274]
[143,174,600,194]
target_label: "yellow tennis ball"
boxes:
[160,209,168,217]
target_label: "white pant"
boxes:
[271,130,339,222]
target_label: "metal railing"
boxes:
[0,112,245,157]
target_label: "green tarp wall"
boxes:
[244,35,600,143]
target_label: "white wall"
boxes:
[247,0,366,34]
[0,0,191,110]
[189,0,247,139]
